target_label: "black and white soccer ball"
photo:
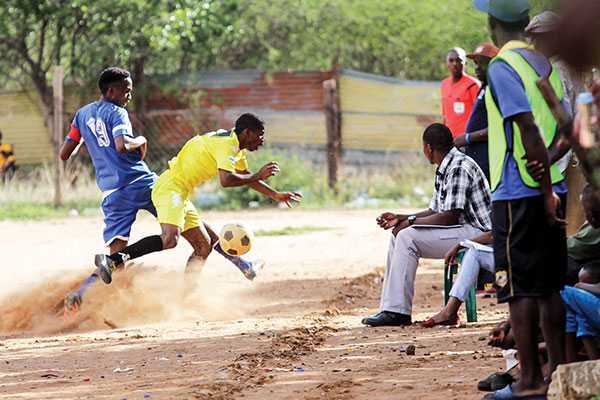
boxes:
[219,223,253,256]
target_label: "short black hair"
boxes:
[98,67,130,95]
[489,14,530,34]
[235,113,264,134]
[423,123,454,153]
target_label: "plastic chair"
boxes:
[443,248,477,322]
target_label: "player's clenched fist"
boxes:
[257,161,280,180]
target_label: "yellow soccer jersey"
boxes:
[167,129,248,192]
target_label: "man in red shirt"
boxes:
[441,47,481,138]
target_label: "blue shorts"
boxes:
[101,174,157,246]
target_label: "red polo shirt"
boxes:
[441,73,481,137]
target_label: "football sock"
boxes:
[214,242,251,272]
[75,273,99,297]
[108,235,163,265]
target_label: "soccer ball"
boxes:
[219,223,253,256]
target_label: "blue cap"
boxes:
[473,0,531,22]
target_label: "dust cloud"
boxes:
[0,263,249,336]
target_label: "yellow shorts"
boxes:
[151,170,200,232]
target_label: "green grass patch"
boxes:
[255,225,336,236]
[0,200,99,221]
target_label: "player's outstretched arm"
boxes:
[219,162,279,188]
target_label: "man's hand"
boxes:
[376,212,406,230]
[256,162,280,180]
[444,243,464,266]
[272,191,303,208]
[525,160,545,182]
[544,192,566,227]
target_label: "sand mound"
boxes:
[0,263,249,336]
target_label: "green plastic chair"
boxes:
[443,248,477,322]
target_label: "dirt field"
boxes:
[0,209,509,400]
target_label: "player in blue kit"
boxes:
[60,67,259,313]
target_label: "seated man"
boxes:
[565,184,600,285]
[422,230,493,327]
[362,123,491,327]
[562,262,600,361]
[0,130,16,181]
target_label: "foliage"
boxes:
[0,0,559,101]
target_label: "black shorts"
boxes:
[492,194,567,303]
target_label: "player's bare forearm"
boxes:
[412,209,460,226]
[514,113,553,197]
[218,169,262,188]
[247,180,278,199]
[59,140,78,161]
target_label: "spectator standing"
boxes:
[474,0,569,398]
[454,43,499,181]
[525,10,591,234]
[441,47,481,138]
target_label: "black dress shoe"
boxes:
[361,311,412,327]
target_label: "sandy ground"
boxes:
[0,209,509,399]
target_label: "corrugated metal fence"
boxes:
[0,69,441,167]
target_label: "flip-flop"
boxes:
[481,385,547,400]
[420,315,459,328]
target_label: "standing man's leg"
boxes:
[508,297,546,394]
[492,196,567,396]
[538,293,566,375]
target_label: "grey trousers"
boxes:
[380,224,483,315]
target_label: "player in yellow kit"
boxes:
[94,113,302,284]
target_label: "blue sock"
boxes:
[75,274,99,297]
[214,243,251,272]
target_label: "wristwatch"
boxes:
[407,215,417,225]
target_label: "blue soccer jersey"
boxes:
[67,100,152,193]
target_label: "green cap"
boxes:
[473,0,530,22]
